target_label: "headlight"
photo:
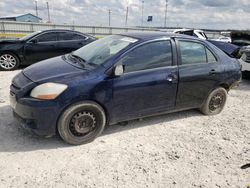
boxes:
[30,83,68,100]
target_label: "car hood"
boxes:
[0,39,21,44]
[23,56,85,83]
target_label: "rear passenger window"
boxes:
[179,41,217,65]
[179,41,207,65]
[206,48,217,63]
[58,32,86,41]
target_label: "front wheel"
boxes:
[0,53,20,71]
[58,101,106,145]
[200,87,227,115]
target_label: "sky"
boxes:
[0,0,250,30]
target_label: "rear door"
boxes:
[175,39,223,109]
[24,32,58,63]
[57,31,89,55]
[110,39,178,122]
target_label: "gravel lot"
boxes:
[0,70,249,188]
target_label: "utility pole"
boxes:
[46,1,51,23]
[164,0,168,28]
[141,1,144,27]
[35,1,38,17]
[125,6,129,26]
[108,9,111,26]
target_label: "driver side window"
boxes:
[121,40,173,73]
[35,32,57,43]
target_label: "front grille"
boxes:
[242,52,250,63]
[246,53,250,63]
[10,72,33,94]
[11,82,21,90]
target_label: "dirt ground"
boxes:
[0,70,249,188]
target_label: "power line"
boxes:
[108,9,111,26]
[125,6,128,26]
[46,1,51,23]
[141,0,144,27]
[35,1,38,17]
[164,0,168,28]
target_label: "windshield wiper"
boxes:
[69,53,86,66]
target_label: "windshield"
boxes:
[19,31,42,41]
[73,35,138,66]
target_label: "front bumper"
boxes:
[230,80,241,89]
[10,93,60,136]
[239,56,250,72]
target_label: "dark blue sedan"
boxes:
[10,32,241,145]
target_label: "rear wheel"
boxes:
[0,53,20,71]
[58,101,106,145]
[200,87,227,115]
[242,71,250,79]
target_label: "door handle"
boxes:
[209,69,219,75]
[166,73,178,83]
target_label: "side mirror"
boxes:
[30,39,38,44]
[114,64,124,76]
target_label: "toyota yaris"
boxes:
[10,32,241,145]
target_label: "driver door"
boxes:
[110,40,178,123]
[24,32,58,64]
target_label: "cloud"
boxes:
[0,0,249,30]
[201,0,232,7]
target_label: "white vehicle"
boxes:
[173,29,208,40]
[239,51,250,73]
[214,36,232,43]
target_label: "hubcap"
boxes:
[0,54,17,70]
[209,92,224,112]
[69,111,96,137]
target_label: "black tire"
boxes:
[200,87,227,115]
[58,101,106,145]
[0,52,20,71]
[242,71,250,79]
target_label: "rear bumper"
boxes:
[239,58,250,71]
[10,94,60,136]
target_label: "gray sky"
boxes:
[0,0,250,30]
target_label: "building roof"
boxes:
[0,13,42,20]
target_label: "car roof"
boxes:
[39,29,81,33]
[119,31,200,41]
[37,29,95,38]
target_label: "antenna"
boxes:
[164,0,168,28]
[46,1,51,23]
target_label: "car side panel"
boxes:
[56,39,91,55]
[23,41,59,64]
[174,38,226,109]
[176,62,224,109]
[221,59,242,87]
[0,43,26,63]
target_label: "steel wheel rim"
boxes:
[69,111,97,137]
[209,92,225,112]
[0,54,17,70]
